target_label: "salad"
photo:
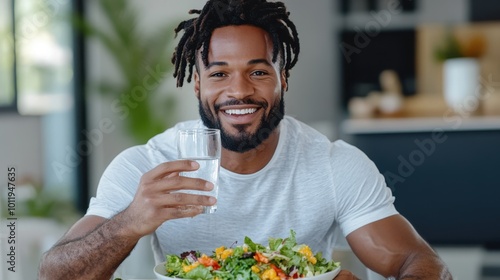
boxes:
[163,230,340,280]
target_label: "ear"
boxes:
[194,71,200,99]
[280,70,288,92]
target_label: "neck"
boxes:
[221,127,280,174]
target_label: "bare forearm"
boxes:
[39,212,140,280]
[397,252,453,280]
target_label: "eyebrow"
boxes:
[248,59,272,66]
[205,58,272,70]
[205,61,227,70]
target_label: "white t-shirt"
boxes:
[86,116,397,263]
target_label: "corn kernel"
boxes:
[215,246,226,259]
[261,268,280,280]
[299,245,317,264]
[221,248,234,260]
[251,265,260,273]
[182,262,200,273]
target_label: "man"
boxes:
[39,1,452,279]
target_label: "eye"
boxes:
[252,70,268,76]
[209,72,226,78]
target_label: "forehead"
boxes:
[206,25,274,64]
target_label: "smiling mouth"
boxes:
[224,108,258,115]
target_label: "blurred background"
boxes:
[1,0,500,279]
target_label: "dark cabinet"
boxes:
[346,128,500,248]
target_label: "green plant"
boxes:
[434,32,463,61]
[434,30,486,62]
[74,0,176,143]
[21,190,80,225]
[1,184,80,225]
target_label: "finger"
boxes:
[144,160,199,181]
[156,192,217,208]
[162,205,205,219]
[333,270,360,280]
[148,175,214,193]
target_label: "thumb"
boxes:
[333,269,360,280]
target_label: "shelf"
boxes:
[343,91,500,134]
[341,12,418,30]
[342,115,500,134]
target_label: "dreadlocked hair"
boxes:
[171,0,300,87]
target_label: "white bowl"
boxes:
[154,262,341,280]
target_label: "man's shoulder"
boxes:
[282,116,329,141]
[109,120,204,169]
[282,117,369,162]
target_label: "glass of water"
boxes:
[177,128,221,214]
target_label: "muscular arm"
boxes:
[38,213,141,280]
[39,160,216,280]
[346,214,452,279]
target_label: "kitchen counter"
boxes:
[342,93,500,134]
[339,99,500,248]
[342,115,500,134]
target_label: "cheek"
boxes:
[200,81,228,103]
[200,92,217,108]
[199,87,220,113]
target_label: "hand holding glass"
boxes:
[177,129,221,214]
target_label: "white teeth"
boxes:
[225,108,257,115]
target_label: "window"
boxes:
[0,0,15,109]
[0,0,75,114]
[15,0,75,115]
[1,0,88,212]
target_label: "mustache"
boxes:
[214,99,268,112]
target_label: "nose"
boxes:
[227,74,254,99]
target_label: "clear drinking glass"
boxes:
[177,128,221,214]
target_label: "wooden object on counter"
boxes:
[348,70,405,119]
[343,93,500,134]
[348,91,500,119]
[399,94,449,117]
[383,93,500,118]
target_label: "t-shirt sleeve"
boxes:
[85,146,150,219]
[85,123,189,219]
[331,140,398,237]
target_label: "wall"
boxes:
[0,0,472,205]
[0,114,43,184]
[86,0,340,195]
[282,0,339,126]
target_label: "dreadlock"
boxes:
[172,0,300,88]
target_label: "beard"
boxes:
[198,93,285,153]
